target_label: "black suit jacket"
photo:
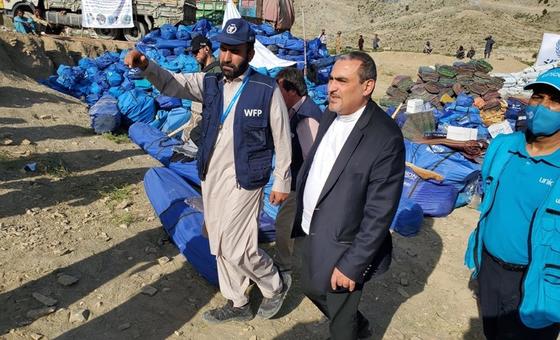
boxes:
[292,100,405,295]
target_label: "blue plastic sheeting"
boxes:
[390,197,424,237]
[89,94,121,134]
[144,167,219,285]
[117,89,156,125]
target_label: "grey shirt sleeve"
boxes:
[141,61,205,102]
[269,87,292,193]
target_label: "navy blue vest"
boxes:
[197,69,276,190]
[289,97,323,190]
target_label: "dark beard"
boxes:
[221,60,249,80]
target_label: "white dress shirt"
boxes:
[301,105,366,234]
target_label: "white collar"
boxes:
[336,105,366,122]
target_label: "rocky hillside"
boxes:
[291,0,560,62]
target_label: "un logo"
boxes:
[226,24,238,34]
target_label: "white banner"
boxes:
[223,0,296,70]
[81,0,134,28]
[535,32,560,66]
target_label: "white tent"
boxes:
[222,0,296,70]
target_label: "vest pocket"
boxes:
[247,149,272,181]
[544,265,560,303]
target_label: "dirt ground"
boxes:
[0,31,525,340]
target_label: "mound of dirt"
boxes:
[0,31,133,80]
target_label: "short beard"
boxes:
[221,60,249,80]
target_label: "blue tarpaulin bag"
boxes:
[176,25,192,40]
[85,94,101,106]
[128,122,182,165]
[117,90,156,125]
[106,71,123,87]
[160,24,177,40]
[156,95,182,110]
[161,107,191,134]
[155,39,189,49]
[402,168,459,217]
[158,48,172,57]
[108,86,124,98]
[405,140,480,207]
[144,167,218,285]
[192,19,211,35]
[95,52,119,69]
[133,78,152,90]
[391,197,424,236]
[89,94,121,134]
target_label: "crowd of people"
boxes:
[122,18,560,340]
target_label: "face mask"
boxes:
[526,105,560,136]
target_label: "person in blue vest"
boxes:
[465,67,560,339]
[125,18,292,323]
[273,67,323,287]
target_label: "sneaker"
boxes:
[280,270,293,294]
[256,272,290,319]
[202,301,253,324]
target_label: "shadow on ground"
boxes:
[274,218,444,339]
[0,227,217,339]
[0,87,79,108]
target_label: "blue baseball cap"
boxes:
[524,67,560,93]
[215,18,255,45]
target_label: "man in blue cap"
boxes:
[125,18,292,323]
[465,67,560,339]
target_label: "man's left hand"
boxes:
[269,191,288,205]
[331,267,356,292]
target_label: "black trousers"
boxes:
[301,252,369,339]
[478,249,560,340]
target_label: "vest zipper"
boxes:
[519,209,537,315]
[474,178,500,272]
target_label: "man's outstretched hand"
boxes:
[124,49,149,70]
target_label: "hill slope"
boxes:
[292,0,560,62]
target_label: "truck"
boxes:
[1,0,197,41]
[195,0,262,22]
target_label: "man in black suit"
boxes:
[293,51,405,339]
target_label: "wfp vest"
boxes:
[464,132,560,328]
[289,97,323,190]
[197,69,276,190]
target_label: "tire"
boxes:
[94,28,121,40]
[12,3,35,16]
[123,20,148,42]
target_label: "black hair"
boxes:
[530,84,560,103]
[337,51,377,82]
[276,67,307,97]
